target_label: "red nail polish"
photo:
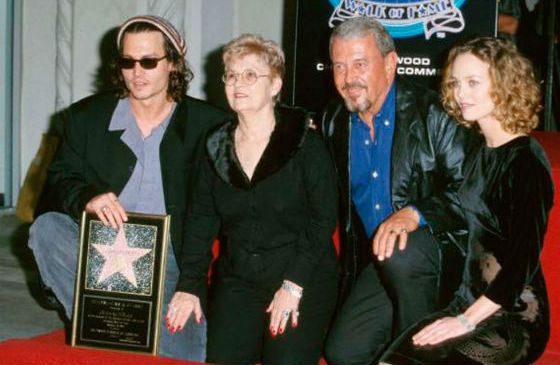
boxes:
[279,327,284,334]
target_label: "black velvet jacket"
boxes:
[458,136,553,309]
[176,106,338,299]
[321,78,481,293]
[40,93,225,259]
[448,136,552,365]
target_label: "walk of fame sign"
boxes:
[71,212,170,355]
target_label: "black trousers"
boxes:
[206,274,337,365]
[325,228,443,365]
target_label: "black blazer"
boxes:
[177,106,338,298]
[41,92,225,259]
[321,78,482,292]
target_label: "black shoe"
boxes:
[38,275,64,311]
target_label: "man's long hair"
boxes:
[111,22,193,101]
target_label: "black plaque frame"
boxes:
[71,212,170,355]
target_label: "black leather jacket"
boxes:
[321,78,480,296]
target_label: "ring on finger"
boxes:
[101,205,109,212]
[281,310,290,321]
[168,304,177,314]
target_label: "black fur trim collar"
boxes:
[206,105,310,189]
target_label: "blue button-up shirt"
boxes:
[108,98,175,215]
[350,83,396,238]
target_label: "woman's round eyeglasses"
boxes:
[222,69,269,86]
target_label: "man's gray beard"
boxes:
[344,97,372,114]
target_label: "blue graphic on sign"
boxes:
[328,0,466,39]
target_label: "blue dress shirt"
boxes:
[350,83,426,238]
[350,84,396,238]
[108,98,175,215]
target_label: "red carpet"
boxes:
[0,330,202,365]
[0,330,331,365]
[533,132,560,365]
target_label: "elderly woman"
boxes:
[379,37,554,365]
[166,34,338,365]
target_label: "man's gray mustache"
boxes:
[342,82,367,90]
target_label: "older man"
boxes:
[29,15,224,361]
[322,17,479,364]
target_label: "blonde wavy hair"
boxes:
[222,33,285,80]
[441,37,541,134]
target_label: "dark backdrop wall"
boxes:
[283,0,497,117]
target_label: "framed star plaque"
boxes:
[71,211,170,354]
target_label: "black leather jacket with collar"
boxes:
[321,77,481,291]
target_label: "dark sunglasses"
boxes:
[118,55,167,70]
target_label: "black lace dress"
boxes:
[380,136,554,365]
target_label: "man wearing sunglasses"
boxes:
[28,15,225,361]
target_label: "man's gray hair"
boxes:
[329,17,396,57]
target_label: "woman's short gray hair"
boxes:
[223,33,285,79]
[329,17,395,56]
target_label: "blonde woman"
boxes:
[167,34,338,365]
[380,37,554,365]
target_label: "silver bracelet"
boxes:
[456,314,475,331]
[281,280,303,299]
